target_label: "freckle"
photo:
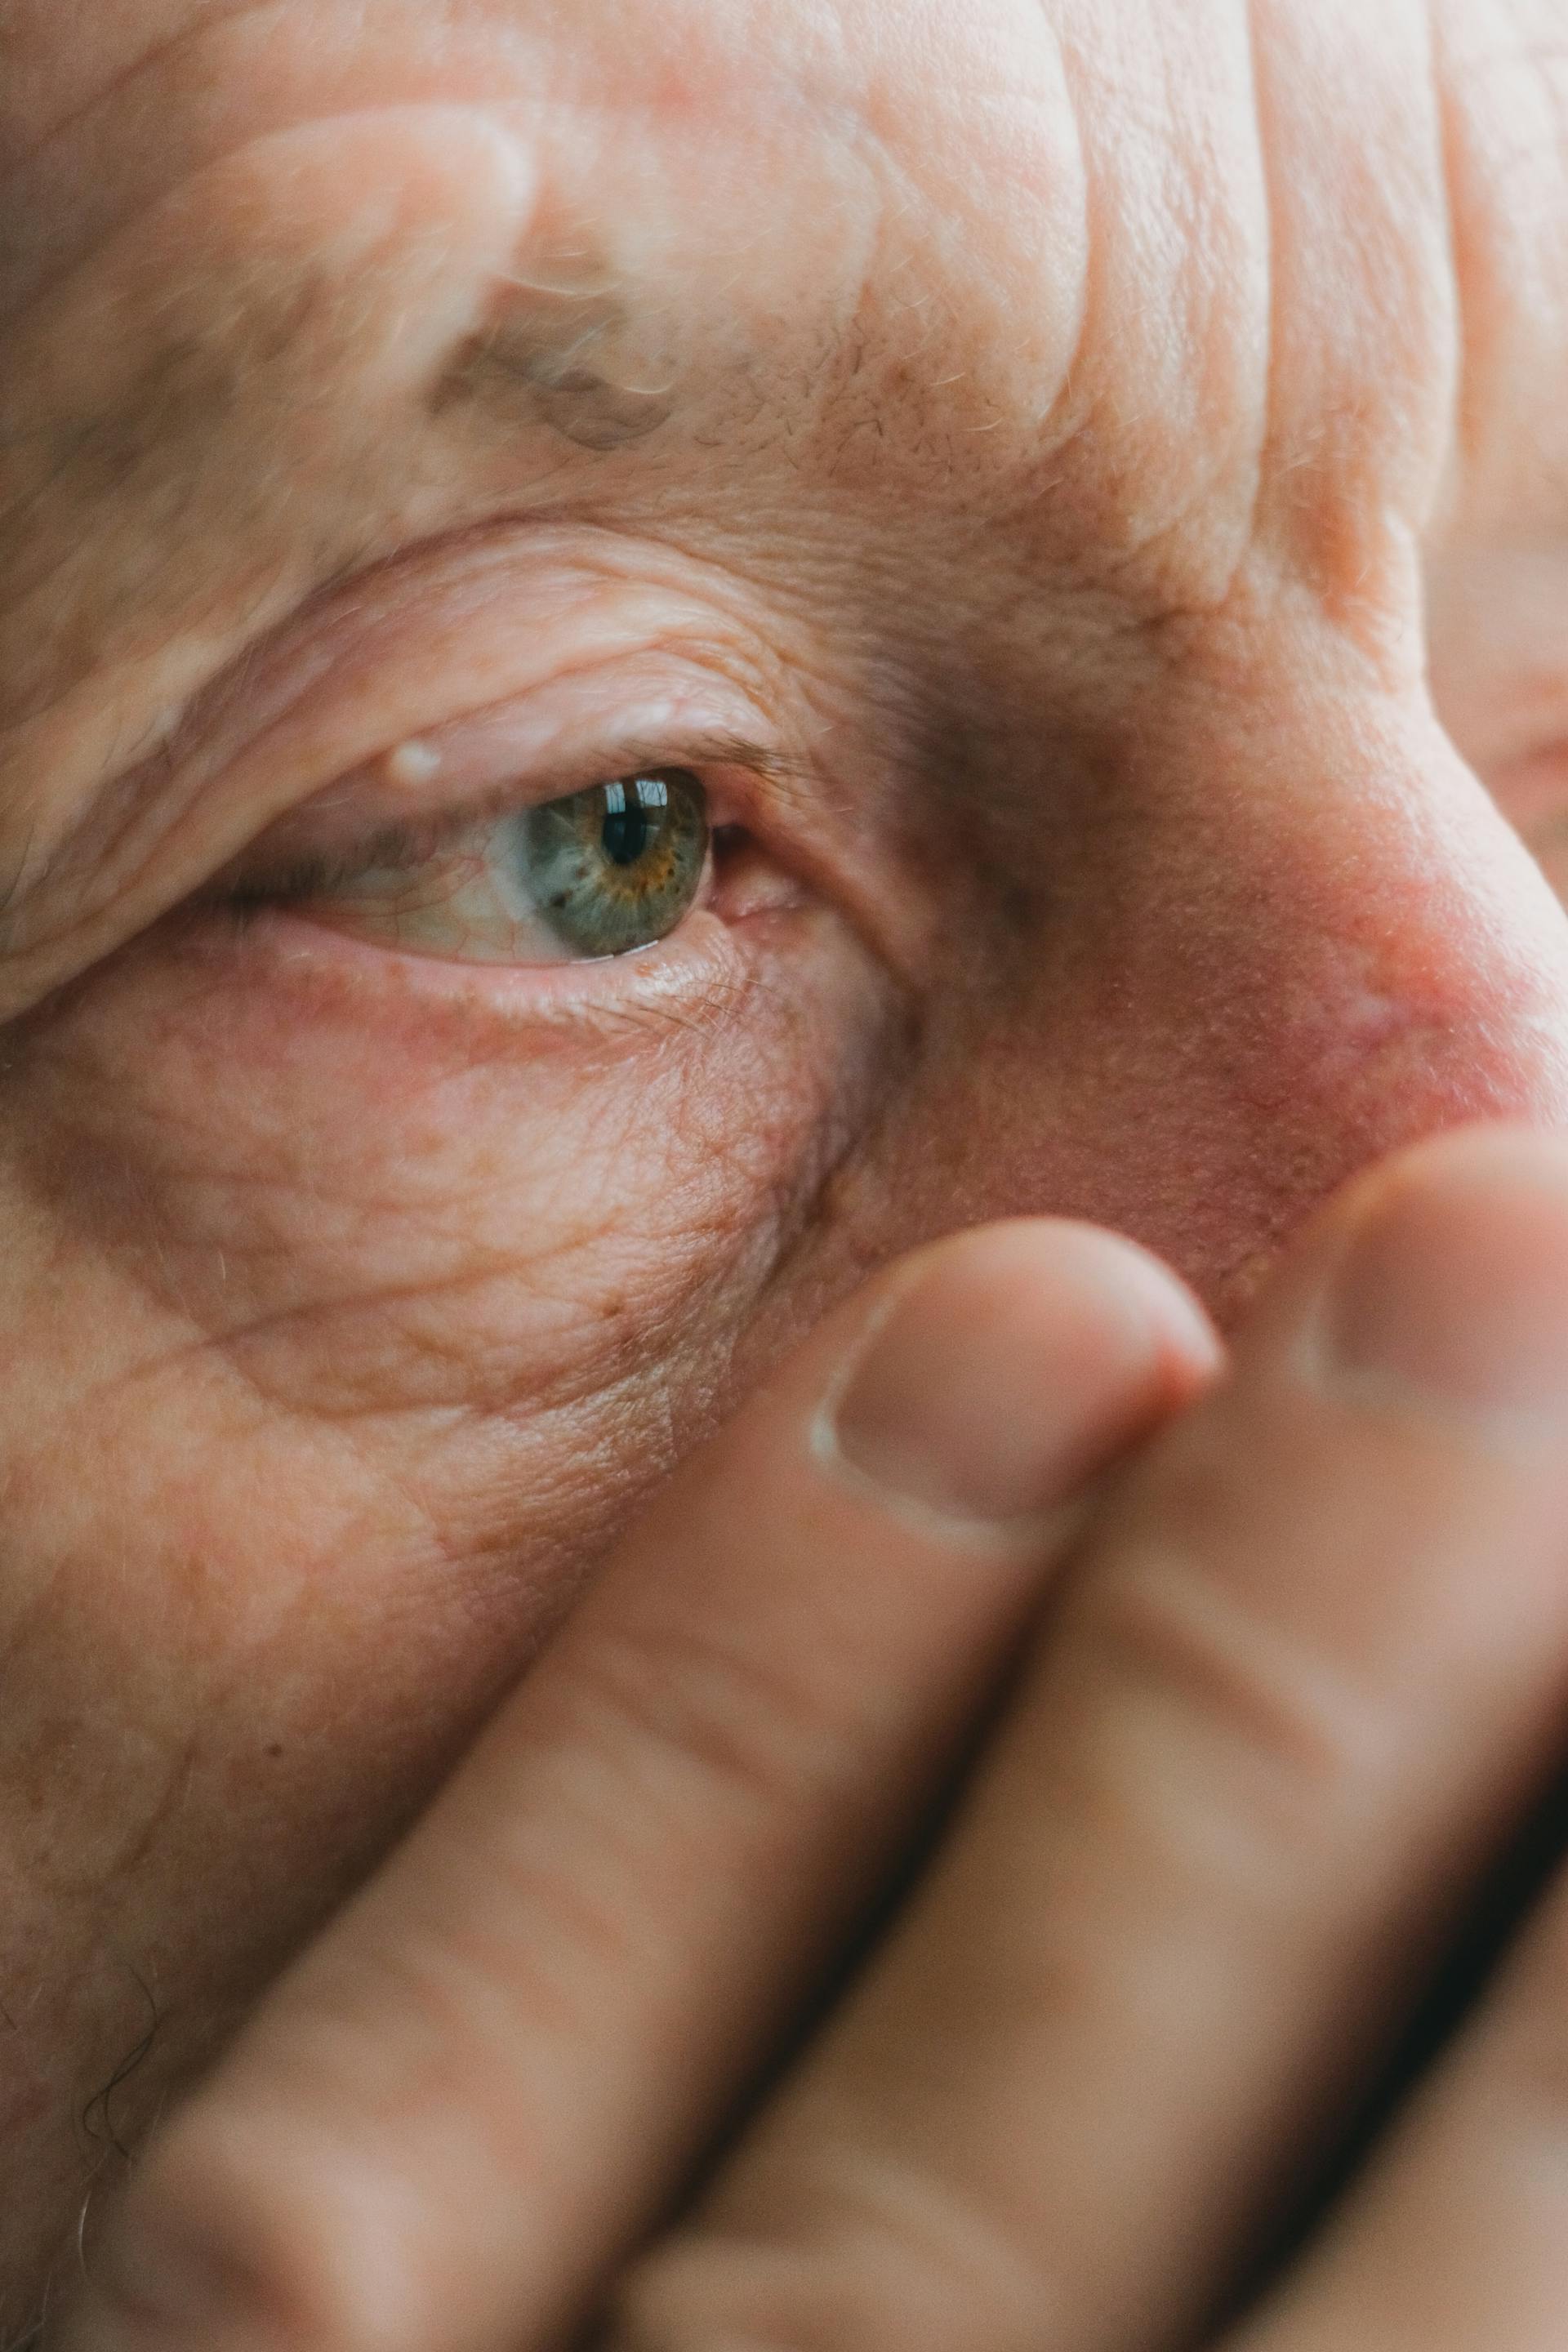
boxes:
[385,740,443,792]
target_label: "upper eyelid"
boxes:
[224,723,809,895]
[194,524,800,786]
[74,521,805,884]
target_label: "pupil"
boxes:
[601,782,653,868]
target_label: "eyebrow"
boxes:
[0,253,688,737]
[431,283,679,454]
[65,270,679,504]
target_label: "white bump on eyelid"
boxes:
[385,740,444,791]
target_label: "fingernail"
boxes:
[1324,1130,1568,1421]
[820,1225,1213,1530]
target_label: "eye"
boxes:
[526,770,711,957]
[263,768,713,966]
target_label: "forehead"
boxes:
[0,2,1132,746]
[2,0,1086,400]
[3,0,1461,644]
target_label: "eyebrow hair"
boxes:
[430,282,679,454]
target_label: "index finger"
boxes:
[63,1221,1214,2352]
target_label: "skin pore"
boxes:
[2,0,1568,2327]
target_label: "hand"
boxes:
[57,1121,1568,2352]
[8,0,1568,2325]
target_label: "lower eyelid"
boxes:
[189,896,780,1034]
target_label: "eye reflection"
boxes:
[526,771,711,957]
[271,768,713,966]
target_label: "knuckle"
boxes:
[99,2112,394,2352]
[603,2140,1047,2352]
[567,1610,872,1838]
[1077,1539,1382,1839]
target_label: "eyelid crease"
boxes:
[213,730,799,905]
[147,519,812,839]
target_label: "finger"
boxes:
[1225,1808,1568,2350]
[604,1127,1568,2352]
[63,1221,1216,2352]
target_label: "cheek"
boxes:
[9,906,877,1411]
[0,897,891,2225]
[0,904,885,1653]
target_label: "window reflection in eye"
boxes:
[260,768,714,965]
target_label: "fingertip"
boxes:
[817,1218,1222,1536]
[1309,1124,1568,1424]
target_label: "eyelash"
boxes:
[228,815,751,911]
[217,731,791,911]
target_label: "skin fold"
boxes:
[0,0,1567,2329]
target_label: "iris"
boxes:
[521,772,710,958]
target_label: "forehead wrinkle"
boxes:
[0,1,294,323]
[0,265,336,725]
[5,0,277,172]
[2,114,635,730]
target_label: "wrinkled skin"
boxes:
[2,0,1568,2321]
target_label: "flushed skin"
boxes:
[1,0,1567,2323]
